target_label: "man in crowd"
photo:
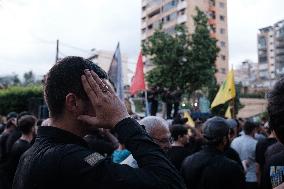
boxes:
[261,78,284,189]
[167,125,191,171]
[255,122,277,185]
[0,114,17,163]
[1,115,36,189]
[13,56,185,189]
[181,116,245,189]
[231,121,258,189]
[121,116,171,168]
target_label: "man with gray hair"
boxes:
[121,116,171,168]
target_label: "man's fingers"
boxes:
[81,75,98,105]
[90,70,111,95]
[84,70,103,96]
[101,78,115,95]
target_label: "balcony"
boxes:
[208,18,216,26]
[210,32,217,39]
[147,3,161,17]
[208,5,216,12]
[276,49,284,56]
[258,63,269,70]
[141,33,147,40]
[141,21,147,29]
[177,1,187,10]
[177,14,187,24]
[276,41,284,48]
[148,14,160,25]
[142,0,148,7]
[276,55,284,63]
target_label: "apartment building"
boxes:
[141,0,228,83]
[257,19,284,88]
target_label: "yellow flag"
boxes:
[225,106,232,119]
[211,70,236,108]
[184,111,195,127]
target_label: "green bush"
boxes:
[0,85,43,115]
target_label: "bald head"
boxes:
[140,116,171,151]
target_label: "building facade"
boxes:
[141,0,229,83]
[257,20,284,88]
[88,50,129,85]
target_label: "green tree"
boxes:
[142,8,219,96]
[23,71,35,85]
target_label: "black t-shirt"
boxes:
[0,131,11,162]
[6,128,21,154]
[9,139,31,175]
[265,142,284,164]
[167,146,192,171]
[0,139,31,188]
[261,150,284,189]
[224,147,243,170]
[255,138,277,169]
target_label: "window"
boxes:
[142,6,147,11]
[162,0,177,12]
[220,15,225,21]
[221,68,226,74]
[220,41,226,47]
[148,24,153,30]
[142,28,146,33]
[219,2,225,8]
[164,12,177,23]
[221,55,226,60]
[220,28,225,34]
[178,8,186,16]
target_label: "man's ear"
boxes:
[65,93,78,114]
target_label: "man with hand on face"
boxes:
[13,57,185,189]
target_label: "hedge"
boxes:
[0,85,43,116]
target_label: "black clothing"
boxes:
[0,124,5,134]
[0,132,11,163]
[167,146,192,171]
[264,142,284,164]
[84,134,116,157]
[255,137,277,170]
[181,145,245,189]
[6,128,21,155]
[13,118,186,189]
[261,150,284,189]
[224,147,243,170]
[185,138,204,154]
[0,139,31,189]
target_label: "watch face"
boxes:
[270,166,284,188]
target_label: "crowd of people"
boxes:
[0,56,283,189]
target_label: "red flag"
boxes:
[130,51,145,95]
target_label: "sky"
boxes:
[0,0,283,78]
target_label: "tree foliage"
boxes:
[0,85,43,115]
[142,8,219,96]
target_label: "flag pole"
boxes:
[145,90,149,116]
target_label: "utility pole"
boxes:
[55,39,59,63]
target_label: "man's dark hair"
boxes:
[17,111,32,126]
[268,77,284,143]
[170,125,188,141]
[44,56,108,119]
[243,121,257,135]
[18,115,37,135]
